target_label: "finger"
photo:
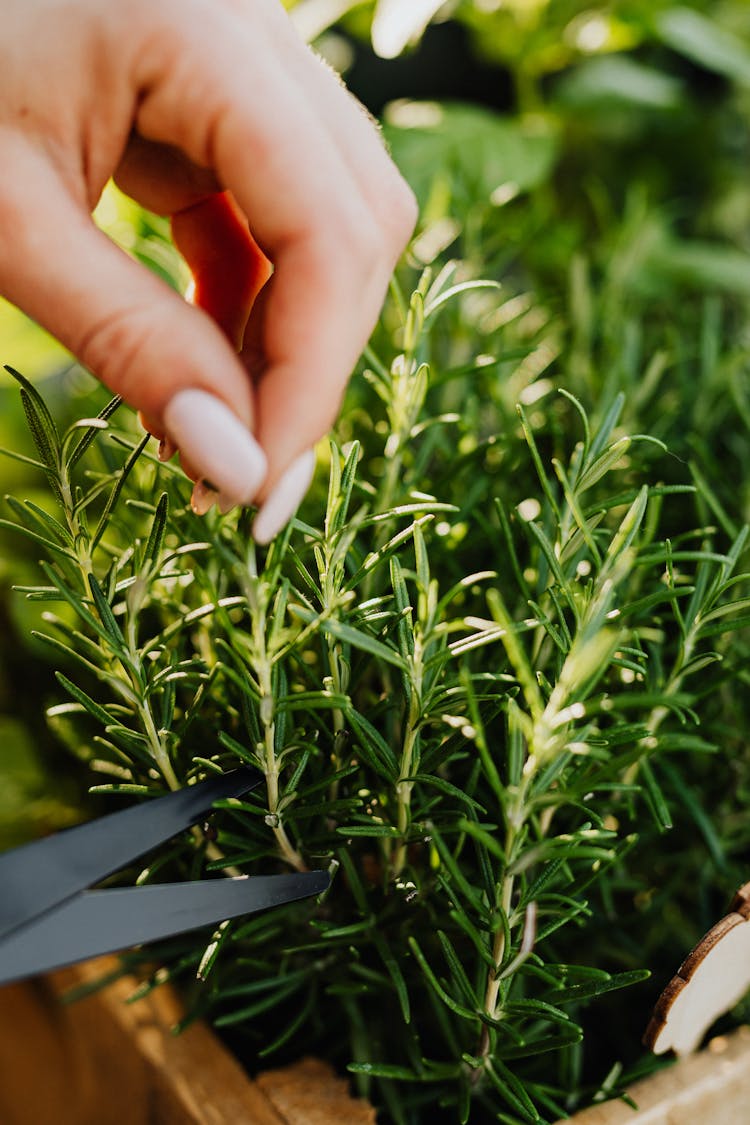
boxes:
[117,145,271,353]
[252,5,415,229]
[137,194,272,504]
[135,12,415,497]
[118,142,208,447]
[170,195,272,505]
[0,139,266,506]
[250,245,384,486]
[115,134,221,215]
[116,144,271,472]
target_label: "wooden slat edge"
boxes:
[51,957,288,1125]
[22,955,747,1125]
[256,1058,377,1125]
[40,957,376,1125]
[558,1026,750,1124]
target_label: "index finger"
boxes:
[133,2,415,495]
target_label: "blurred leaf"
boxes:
[371,0,445,59]
[0,716,79,848]
[288,0,357,42]
[656,7,750,86]
[384,102,559,207]
[646,238,750,295]
[555,55,684,110]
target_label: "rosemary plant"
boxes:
[3,261,750,1125]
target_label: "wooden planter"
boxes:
[0,958,375,1125]
[1,957,749,1124]
[558,1027,750,1124]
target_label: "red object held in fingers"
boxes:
[171,191,272,352]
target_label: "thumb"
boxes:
[0,148,266,507]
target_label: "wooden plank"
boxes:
[559,1027,750,1124]
[0,958,374,1124]
[0,975,96,1125]
[0,957,285,1124]
[256,1058,377,1125]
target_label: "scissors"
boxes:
[0,766,329,986]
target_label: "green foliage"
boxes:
[1,3,749,1122]
[383,103,560,210]
[4,245,750,1122]
[0,714,79,849]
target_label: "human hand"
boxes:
[0,0,417,539]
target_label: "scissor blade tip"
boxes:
[307,869,331,892]
[285,869,330,900]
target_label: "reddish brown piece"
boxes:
[139,190,272,448]
[171,192,272,352]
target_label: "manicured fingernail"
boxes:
[158,435,177,462]
[191,480,219,516]
[163,390,267,506]
[253,450,315,545]
[217,493,237,515]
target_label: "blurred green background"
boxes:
[1,0,749,887]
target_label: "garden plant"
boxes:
[1,2,750,1123]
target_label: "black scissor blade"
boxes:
[0,870,329,986]
[0,767,262,940]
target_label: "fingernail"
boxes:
[158,435,177,462]
[164,390,267,506]
[191,480,219,515]
[253,450,315,545]
[217,493,236,515]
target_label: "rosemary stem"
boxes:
[327,636,347,804]
[139,698,180,791]
[475,871,516,1067]
[392,659,422,878]
[259,654,306,872]
[392,725,417,878]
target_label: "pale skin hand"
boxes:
[0,0,417,525]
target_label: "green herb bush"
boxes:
[3,251,750,1123]
[2,3,750,1123]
